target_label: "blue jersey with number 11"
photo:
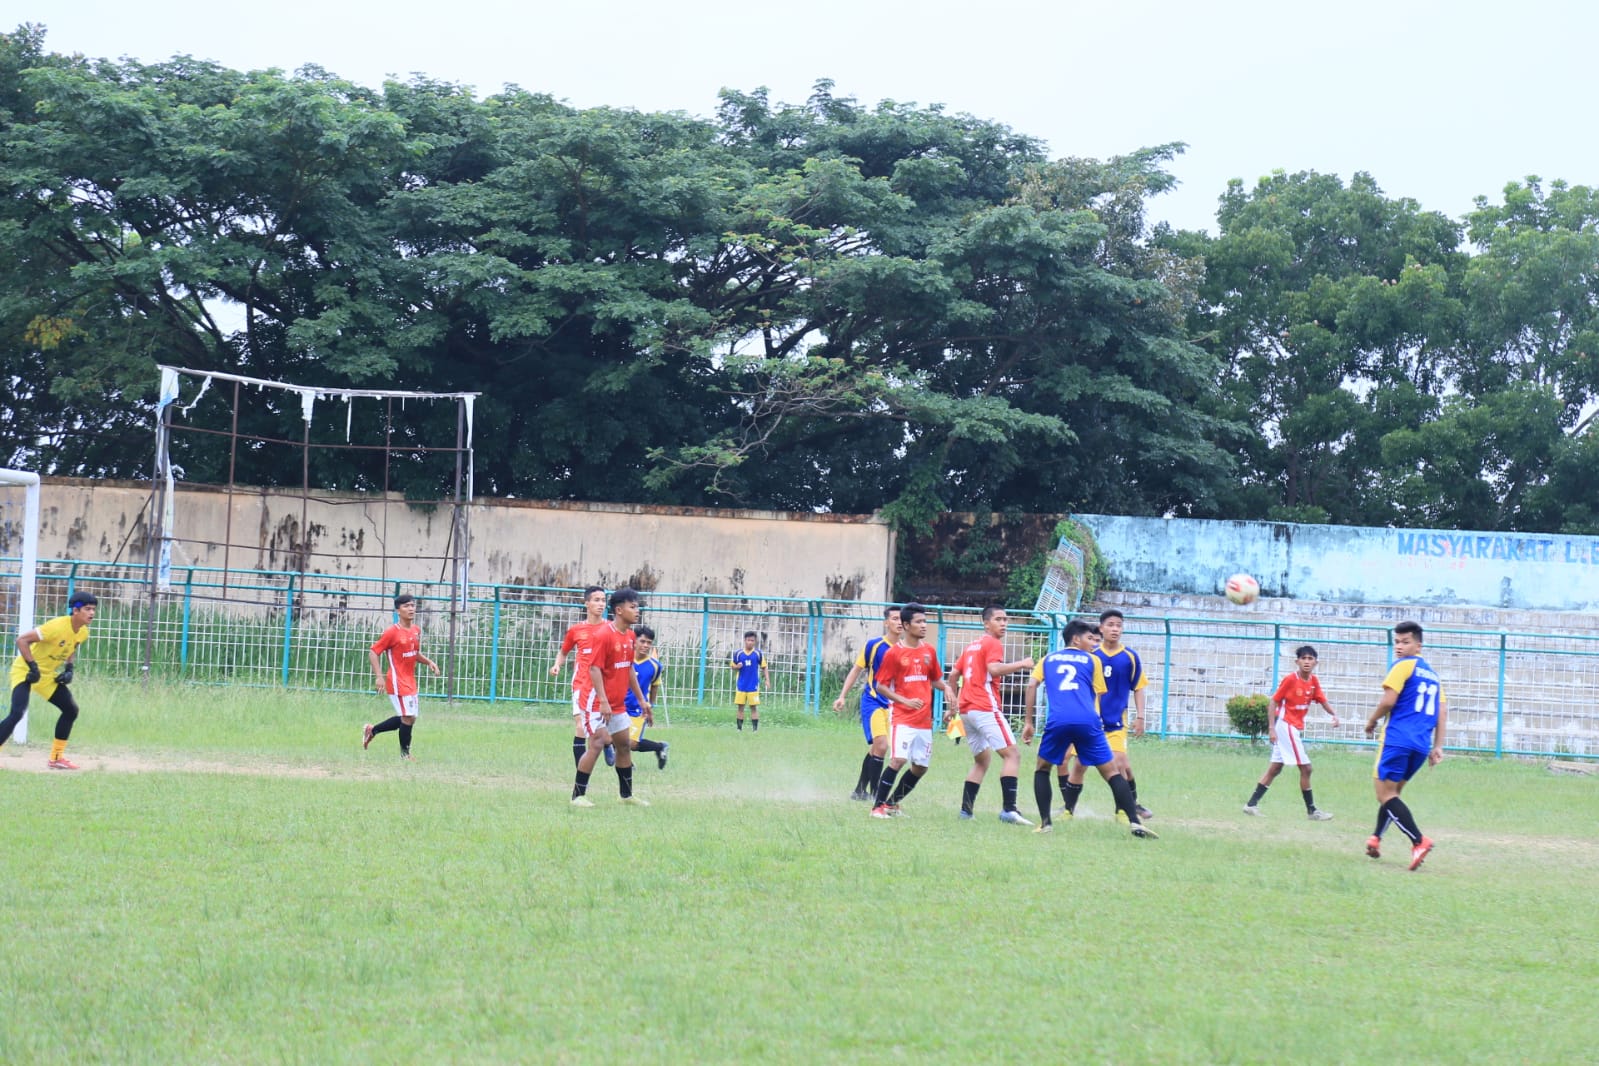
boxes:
[1035,648,1105,726]
[1381,654,1445,751]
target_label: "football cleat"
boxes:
[603,744,616,767]
[849,789,870,802]
[570,795,595,807]
[46,757,79,771]
[1033,822,1054,834]
[621,796,651,807]
[1136,804,1154,820]
[656,742,669,770]
[1116,809,1131,826]
[1408,836,1434,871]
[1365,835,1382,859]
[1129,823,1159,840]
[1243,805,1263,816]
[361,723,374,750]
[1308,809,1334,821]
[870,805,894,819]
[998,810,1033,827]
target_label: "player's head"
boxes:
[609,587,641,623]
[1295,645,1318,662]
[583,585,606,618]
[742,630,757,647]
[1393,621,1423,656]
[882,605,903,637]
[1099,609,1123,643]
[1063,619,1095,648]
[981,604,1007,635]
[899,603,928,640]
[394,593,415,609]
[68,591,98,621]
[634,624,655,655]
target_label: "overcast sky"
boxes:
[21,0,1599,234]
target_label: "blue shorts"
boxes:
[1039,721,1112,769]
[1375,743,1429,782]
[859,699,889,742]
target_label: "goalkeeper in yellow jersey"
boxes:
[2,592,97,769]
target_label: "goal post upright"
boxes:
[1,467,41,742]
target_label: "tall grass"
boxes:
[1,682,1595,1063]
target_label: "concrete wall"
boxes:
[0,479,896,602]
[1078,514,1599,612]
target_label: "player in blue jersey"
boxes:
[833,605,902,800]
[1363,621,1448,870]
[1061,609,1154,822]
[624,626,669,769]
[1022,620,1155,838]
[732,631,768,731]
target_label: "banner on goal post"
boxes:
[1033,536,1086,616]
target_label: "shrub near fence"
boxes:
[3,557,1597,760]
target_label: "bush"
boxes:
[1226,694,1270,742]
[1004,517,1109,609]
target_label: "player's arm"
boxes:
[1366,686,1399,736]
[16,629,42,680]
[987,656,1034,678]
[1130,685,1148,737]
[1022,675,1040,744]
[419,652,442,675]
[833,662,863,713]
[1429,696,1448,765]
[1317,693,1340,726]
[368,646,387,691]
[549,650,568,677]
[588,663,610,710]
[760,653,770,684]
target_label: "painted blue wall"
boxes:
[1076,514,1599,611]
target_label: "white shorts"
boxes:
[572,689,593,718]
[579,707,628,739]
[1270,719,1311,767]
[959,709,1015,756]
[890,724,934,768]
[388,694,420,718]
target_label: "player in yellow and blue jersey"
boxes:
[731,631,768,731]
[1022,619,1154,838]
[1062,609,1154,821]
[1364,621,1448,870]
[2,592,96,769]
[833,605,902,800]
[624,626,669,769]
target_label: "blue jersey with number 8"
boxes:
[1380,655,1445,751]
[1032,648,1106,727]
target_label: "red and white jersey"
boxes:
[882,642,943,730]
[954,634,1006,714]
[577,623,636,712]
[371,624,422,697]
[560,621,599,691]
[1271,672,1326,730]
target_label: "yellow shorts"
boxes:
[1105,728,1128,755]
[735,691,760,707]
[870,707,889,740]
[627,714,647,744]
[7,663,58,702]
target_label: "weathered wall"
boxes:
[5,479,895,601]
[1078,514,1599,612]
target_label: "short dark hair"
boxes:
[899,603,927,626]
[610,588,640,612]
[635,625,655,642]
[743,630,757,640]
[69,591,98,610]
[394,593,415,609]
[584,585,605,598]
[882,605,899,619]
[1294,645,1318,659]
[981,605,1006,621]
[1395,621,1424,643]
[1099,608,1124,623]
[1089,623,1102,636]
[1063,619,1094,644]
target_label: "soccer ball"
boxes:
[1224,573,1260,605]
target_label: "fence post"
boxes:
[180,567,194,675]
[66,561,78,604]
[697,595,710,705]
[280,573,297,687]
[932,605,946,730]
[1496,632,1507,758]
[489,585,503,704]
[1160,617,1173,736]
[1272,622,1281,679]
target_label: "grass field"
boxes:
[1,682,1596,1064]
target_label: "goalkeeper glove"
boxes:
[55,663,74,685]
[24,660,40,684]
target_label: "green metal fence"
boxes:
[3,556,1596,760]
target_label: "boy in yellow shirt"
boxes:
[2,592,97,769]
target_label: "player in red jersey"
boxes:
[870,604,955,818]
[551,586,608,766]
[363,594,440,760]
[951,606,1035,824]
[1245,645,1341,819]
[570,588,652,807]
